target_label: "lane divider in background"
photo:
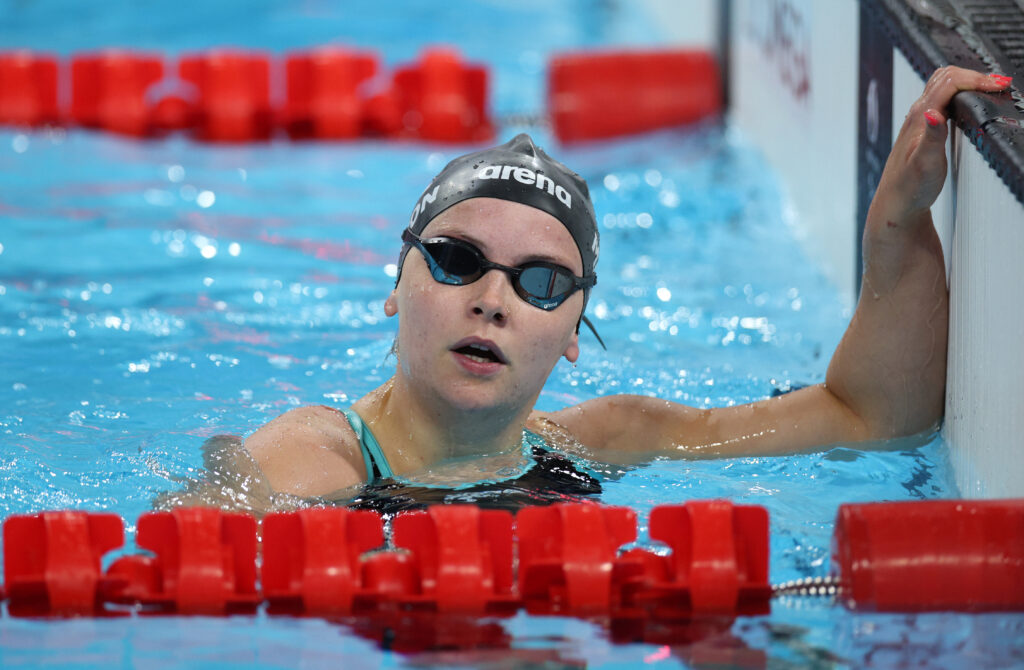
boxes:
[0,46,721,143]
[548,50,720,142]
[2,499,1022,624]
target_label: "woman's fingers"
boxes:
[924,109,948,130]
[986,73,1014,89]
[915,106,950,175]
[915,107,949,162]
[908,66,1010,155]
[911,67,1010,176]
[920,66,1012,111]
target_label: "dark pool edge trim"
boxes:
[861,0,1024,207]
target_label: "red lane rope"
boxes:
[3,498,1022,622]
[0,46,722,143]
[0,46,493,143]
[2,501,769,618]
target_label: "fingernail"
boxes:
[924,111,942,127]
[988,74,1012,86]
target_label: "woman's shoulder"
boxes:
[243,404,368,497]
[257,404,359,441]
[528,405,610,461]
[530,395,707,463]
[530,395,653,448]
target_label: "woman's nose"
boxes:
[470,269,513,323]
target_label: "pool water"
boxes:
[2,1,1023,668]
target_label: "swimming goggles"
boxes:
[400,229,605,347]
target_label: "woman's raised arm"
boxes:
[545,67,1012,459]
[825,66,1010,438]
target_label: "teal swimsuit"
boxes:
[343,410,394,480]
[341,410,602,514]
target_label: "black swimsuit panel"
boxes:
[347,442,602,516]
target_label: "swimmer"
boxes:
[161,67,1011,512]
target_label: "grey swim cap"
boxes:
[406,133,600,278]
[400,134,605,347]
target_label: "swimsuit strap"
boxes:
[342,409,394,482]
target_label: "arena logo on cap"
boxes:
[409,185,441,225]
[477,165,572,209]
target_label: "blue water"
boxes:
[3,1,1023,668]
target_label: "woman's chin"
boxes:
[435,383,530,416]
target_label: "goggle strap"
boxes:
[581,315,606,351]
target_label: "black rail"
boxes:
[862,0,1024,205]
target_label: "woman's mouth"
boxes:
[451,338,508,374]
[454,343,503,363]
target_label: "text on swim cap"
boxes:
[409,185,441,225]
[479,165,572,209]
[409,165,573,227]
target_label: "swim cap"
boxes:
[406,133,600,278]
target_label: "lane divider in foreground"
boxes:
[2,498,1022,622]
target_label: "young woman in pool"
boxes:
[196,67,1010,509]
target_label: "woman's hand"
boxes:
[874,67,1011,222]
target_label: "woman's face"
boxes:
[385,197,584,414]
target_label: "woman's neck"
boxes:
[352,375,532,475]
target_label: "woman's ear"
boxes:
[384,289,399,317]
[563,332,580,363]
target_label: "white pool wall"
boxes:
[646,0,1024,497]
[943,109,1024,498]
[892,54,1024,498]
[641,0,862,304]
[727,0,862,304]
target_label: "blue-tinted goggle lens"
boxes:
[402,229,594,311]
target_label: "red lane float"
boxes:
[262,507,383,615]
[0,51,59,127]
[639,500,771,616]
[105,507,261,614]
[832,499,1024,612]
[3,511,123,616]
[179,50,273,142]
[548,49,722,143]
[284,48,378,140]
[71,51,164,137]
[386,47,493,142]
[518,503,636,615]
[391,505,517,614]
